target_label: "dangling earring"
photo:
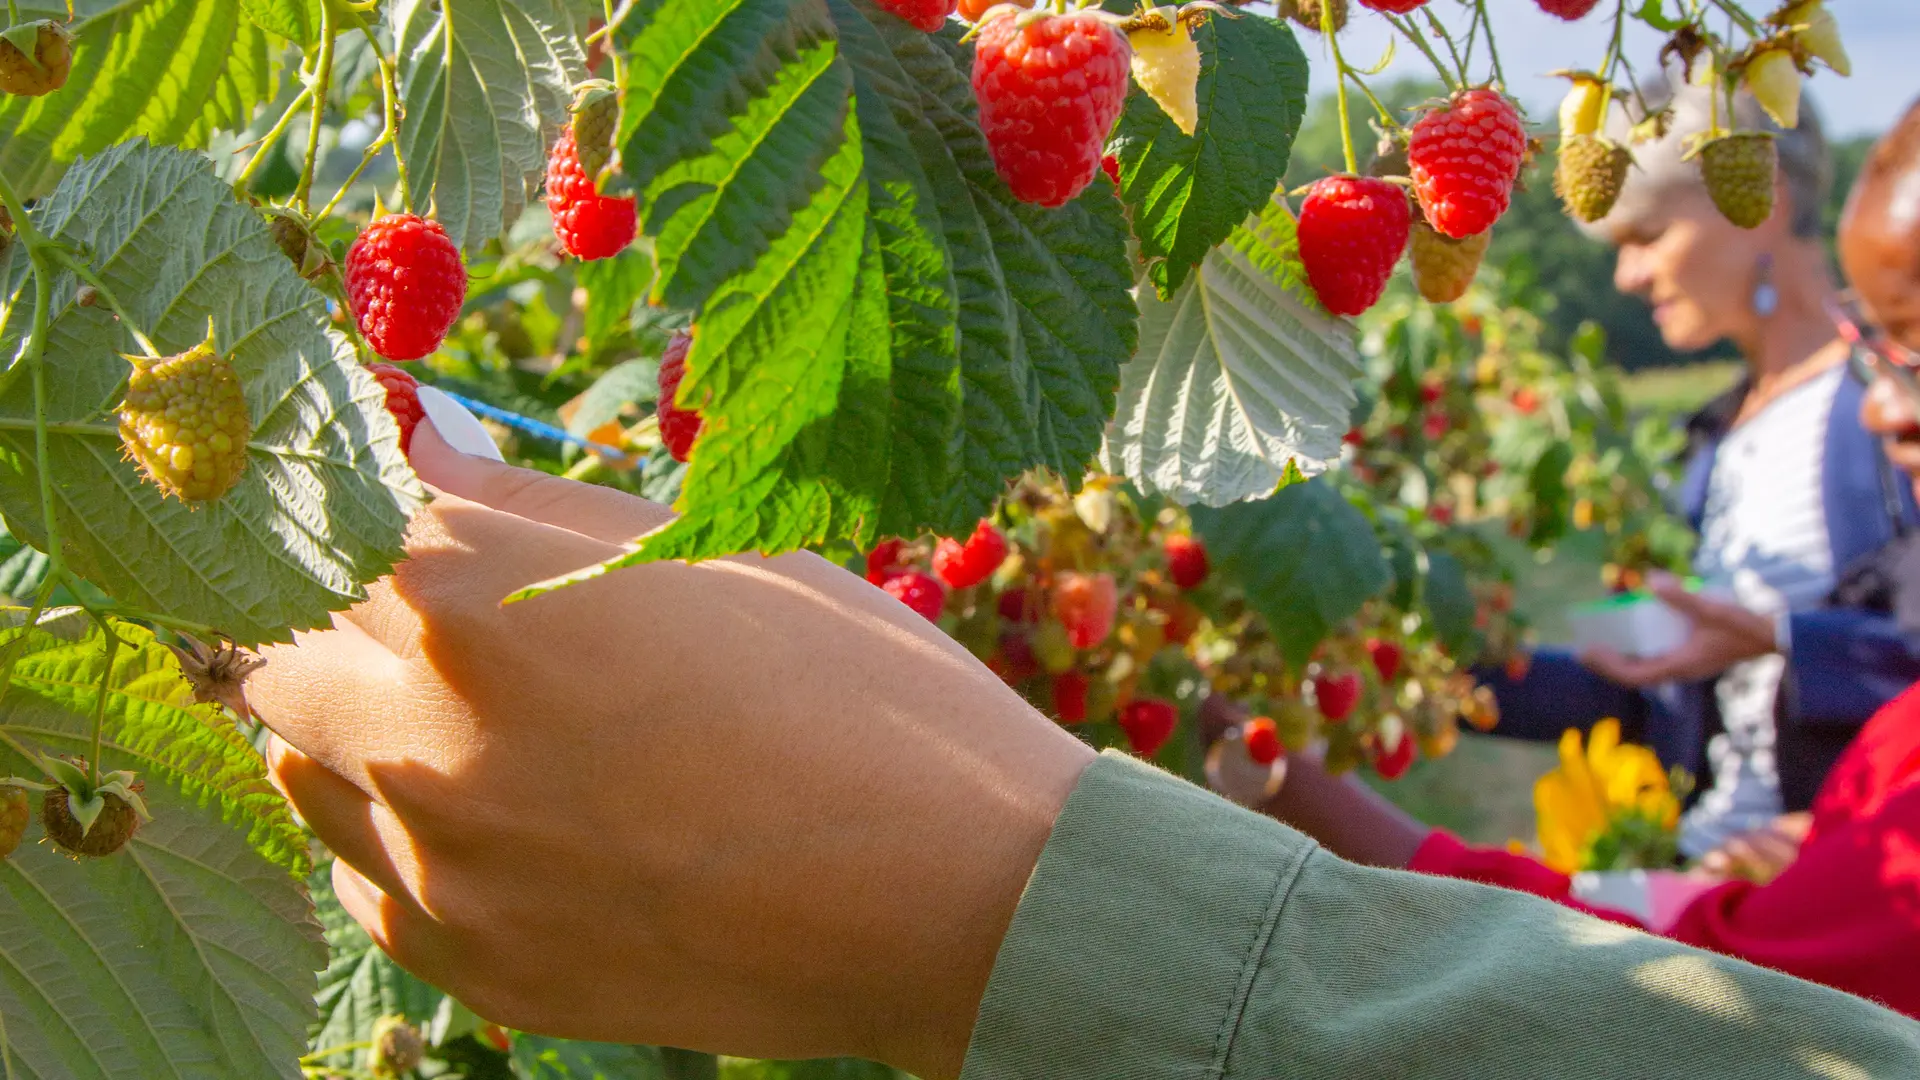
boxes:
[1752,252,1779,318]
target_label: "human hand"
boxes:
[250,423,1095,1080]
[1580,577,1776,688]
[1698,812,1814,884]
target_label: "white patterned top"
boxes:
[1680,364,1846,858]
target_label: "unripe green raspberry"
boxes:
[570,81,621,190]
[118,340,252,503]
[1554,134,1632,224]
[1698,132,1777,229]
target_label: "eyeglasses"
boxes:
[1829,292,1920,414]
[1831,292,1920,369]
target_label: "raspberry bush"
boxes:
[0,0,1840,1075]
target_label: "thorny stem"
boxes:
[376,51,410,210]
[1421,7,1470,88]
[602,0,624,83]
[1384,13,1458,93]
[1321,0,1357,173]
[234,84,316,192]
[101,603,218,641]
[315,130,391,221]
[84,614,119,789]
[296,3,339,212]
[1346,71,1395,135]
[45,247,161,358]
[1600,0,1630,79]
[1474,0,1506,89]
[1706,0,1762,36]
[301,1039,374,1064]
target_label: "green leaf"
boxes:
[239,0,321,45]
[0,612,324,1079]
[391,0,588,253]
[577,250,655,346]
[1422,548,1479,658]
[0,519,51,603]
[0,141,427,645]
[567,359,659,440]
[1192,479,1391,664]
[1100,197,1360,507]
[309,861,448,1073]
[569,0,1133,577]
[1111,12,1308,298]
[514,1037,667,1079]
[0,1,284,197]
[1632,0,1688,33]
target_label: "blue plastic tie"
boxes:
[435,388,642,467]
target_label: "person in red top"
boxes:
[1216,99,1920,1019]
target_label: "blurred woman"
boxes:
[1222,97,1920,1018]
[1487,80,1920,859]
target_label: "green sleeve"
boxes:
[959,751,1920,1080]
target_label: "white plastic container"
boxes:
[1566,594,1692,659]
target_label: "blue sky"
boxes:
[1297,0,1919,137]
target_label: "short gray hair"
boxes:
[1592,72,1832,238]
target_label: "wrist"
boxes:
[871,710,1096,1080]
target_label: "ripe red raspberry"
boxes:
[1534,0,1600,18]
[1118,697,1179,757]
[989,630,1042,684]
[1372,730,1416,780]
[1298,175,1410,317]
[345,214,467,361]
[1051,572,1118,650]
[1243,717,1283,766]
[1312,671,1362,722]
[972,11,1132,208]
[1422,405,1449,441]
[997,587,1040,624]
[1162,533,1208,590]
[366,363,424,456]
[876,0,956,31]
[657,331,702,463]
[1408,89,1528,239]
[1358,0,1431,11]
[883,571,948,622]
[1366,637,1403,682]
[546,127,638,260]
[866,538,908,585]
[933,520,1009,590]
[1052,671,1090,724]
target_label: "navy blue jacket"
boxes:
[1485,370,1920,810]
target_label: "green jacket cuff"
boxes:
[958,750,1314,1080]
